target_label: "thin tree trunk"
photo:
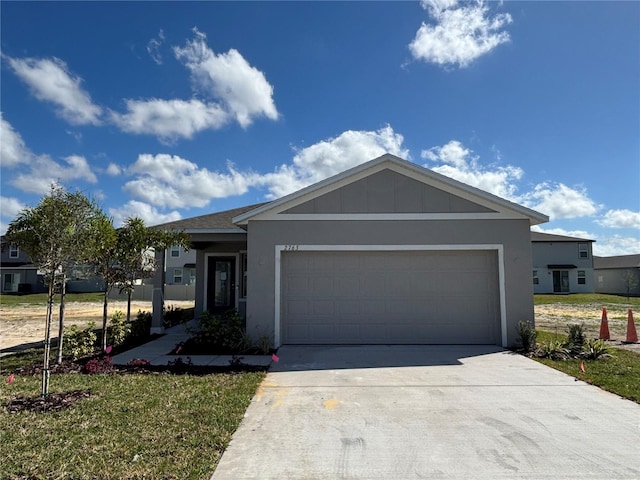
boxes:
[56,277,66,364]
[127,289,132,323]
[42,282,55,397]
[102,287,109,351]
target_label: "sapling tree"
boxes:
[5,184,101,396]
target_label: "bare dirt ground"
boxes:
[0,300,194,352]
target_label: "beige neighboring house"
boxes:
[150,154,548,348]
[594,254,640,297]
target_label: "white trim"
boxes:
[274,244,508,348]
[234,154,548,226]
[184,228,246,234]
[203,253,240,312]
[254,212,526,222]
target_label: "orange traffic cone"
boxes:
[599,307,610,340]
[624,309,638,344]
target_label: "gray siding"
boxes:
[284,169,495,214]
[246,218,534,347]
[532,241,594,294]
[595,268,640,296]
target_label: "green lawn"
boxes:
[0,292,104,306]
[534,293,640,306]
[0,349,265,480]
[531,331,640,404]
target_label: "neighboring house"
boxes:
[151,154,548,348]
[531,232,595,294]
[0,238,46,293]
[593,254,640,297]
[165,245,197,286]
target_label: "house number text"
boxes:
[283,245,299,251]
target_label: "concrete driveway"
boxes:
[212,345,640,479]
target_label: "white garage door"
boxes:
[281,250,500,344]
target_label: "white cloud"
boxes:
[258,125,409,198]
[109,200,182,228]
[593,235,640,257]
[521,182,600,220]
[123,154,256,209]
[106,163,122,176]
[110,98,228,142]
[598,209,640,229]
[0,114,33,167]
[409,0,512,68]
[5,56,102,125]
[421,140,522,200]
[147,29,165,65]
[531,226,596,240]
[11,154,97,195]
[174,28,278,128]
[0,196,27,222]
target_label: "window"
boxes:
[9,244,19,258]
[578,243,589,259]
[170,246,180,258]
[532,270,539,285]
[189,268,196,285]
[578,270,586,285]
[240,253,248,298]
[173,268,183,284]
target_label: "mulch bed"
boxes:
[7,389,92,413]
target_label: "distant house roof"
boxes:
[152,203,269,232]
[594,254,640,270]
[530,231,595,243]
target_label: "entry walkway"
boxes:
[110,321,272,367]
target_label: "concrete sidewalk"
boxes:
[110,321,272,367]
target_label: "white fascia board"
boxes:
[254,212,530,222]
[183,228,246,234]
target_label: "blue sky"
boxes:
[1,1,638,256]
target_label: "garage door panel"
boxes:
[282,250,500,345]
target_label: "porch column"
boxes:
[151,248,165,334]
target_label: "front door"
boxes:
[552,270,570,293]
[207,257,236,314]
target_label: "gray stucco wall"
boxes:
[595,268,640,296]
[246,218,534,348]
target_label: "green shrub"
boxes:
[163,306,194,328]
[536,339,570,360]
[565,323,586,355]
[107,310,131,347]
[131,310,152,339]
[65,322,97,360]
[581,339,611,360]
[517,321,537,353]
[191,310,246,353]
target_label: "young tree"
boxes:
[118,218,190,321]
[85,213,121,352]
[622,269,639,299]
[5,185,100,396]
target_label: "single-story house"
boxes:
[151,154,548,348]
[531,232,595,294]
[594,254,640,297]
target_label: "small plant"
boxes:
[581,339,611,360]
[65,322,97,360]
[83,356,113,374]
[517,321,537,354]
[190,310,247,353]
[536,339,570,360]
[229,355,246,367]
[254,334,274,355]
[127,358,151,366]
[107,310,131,347]
[565,323,586,355]
[163,306,194,328]
[131,310,152,339]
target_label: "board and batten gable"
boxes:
[235,154,548,348]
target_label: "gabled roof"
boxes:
[594,254,640,269]
[233,154,549,226]
[531,231,595,243]
[153,203,269,232]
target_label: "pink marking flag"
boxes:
[105,345,113,354]
[6,374,15,384]
[271,353,279,362]
[580,361,585,373]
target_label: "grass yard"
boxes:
[0,349,265,480]
[534,293,640,306]
[0,292,104,307]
